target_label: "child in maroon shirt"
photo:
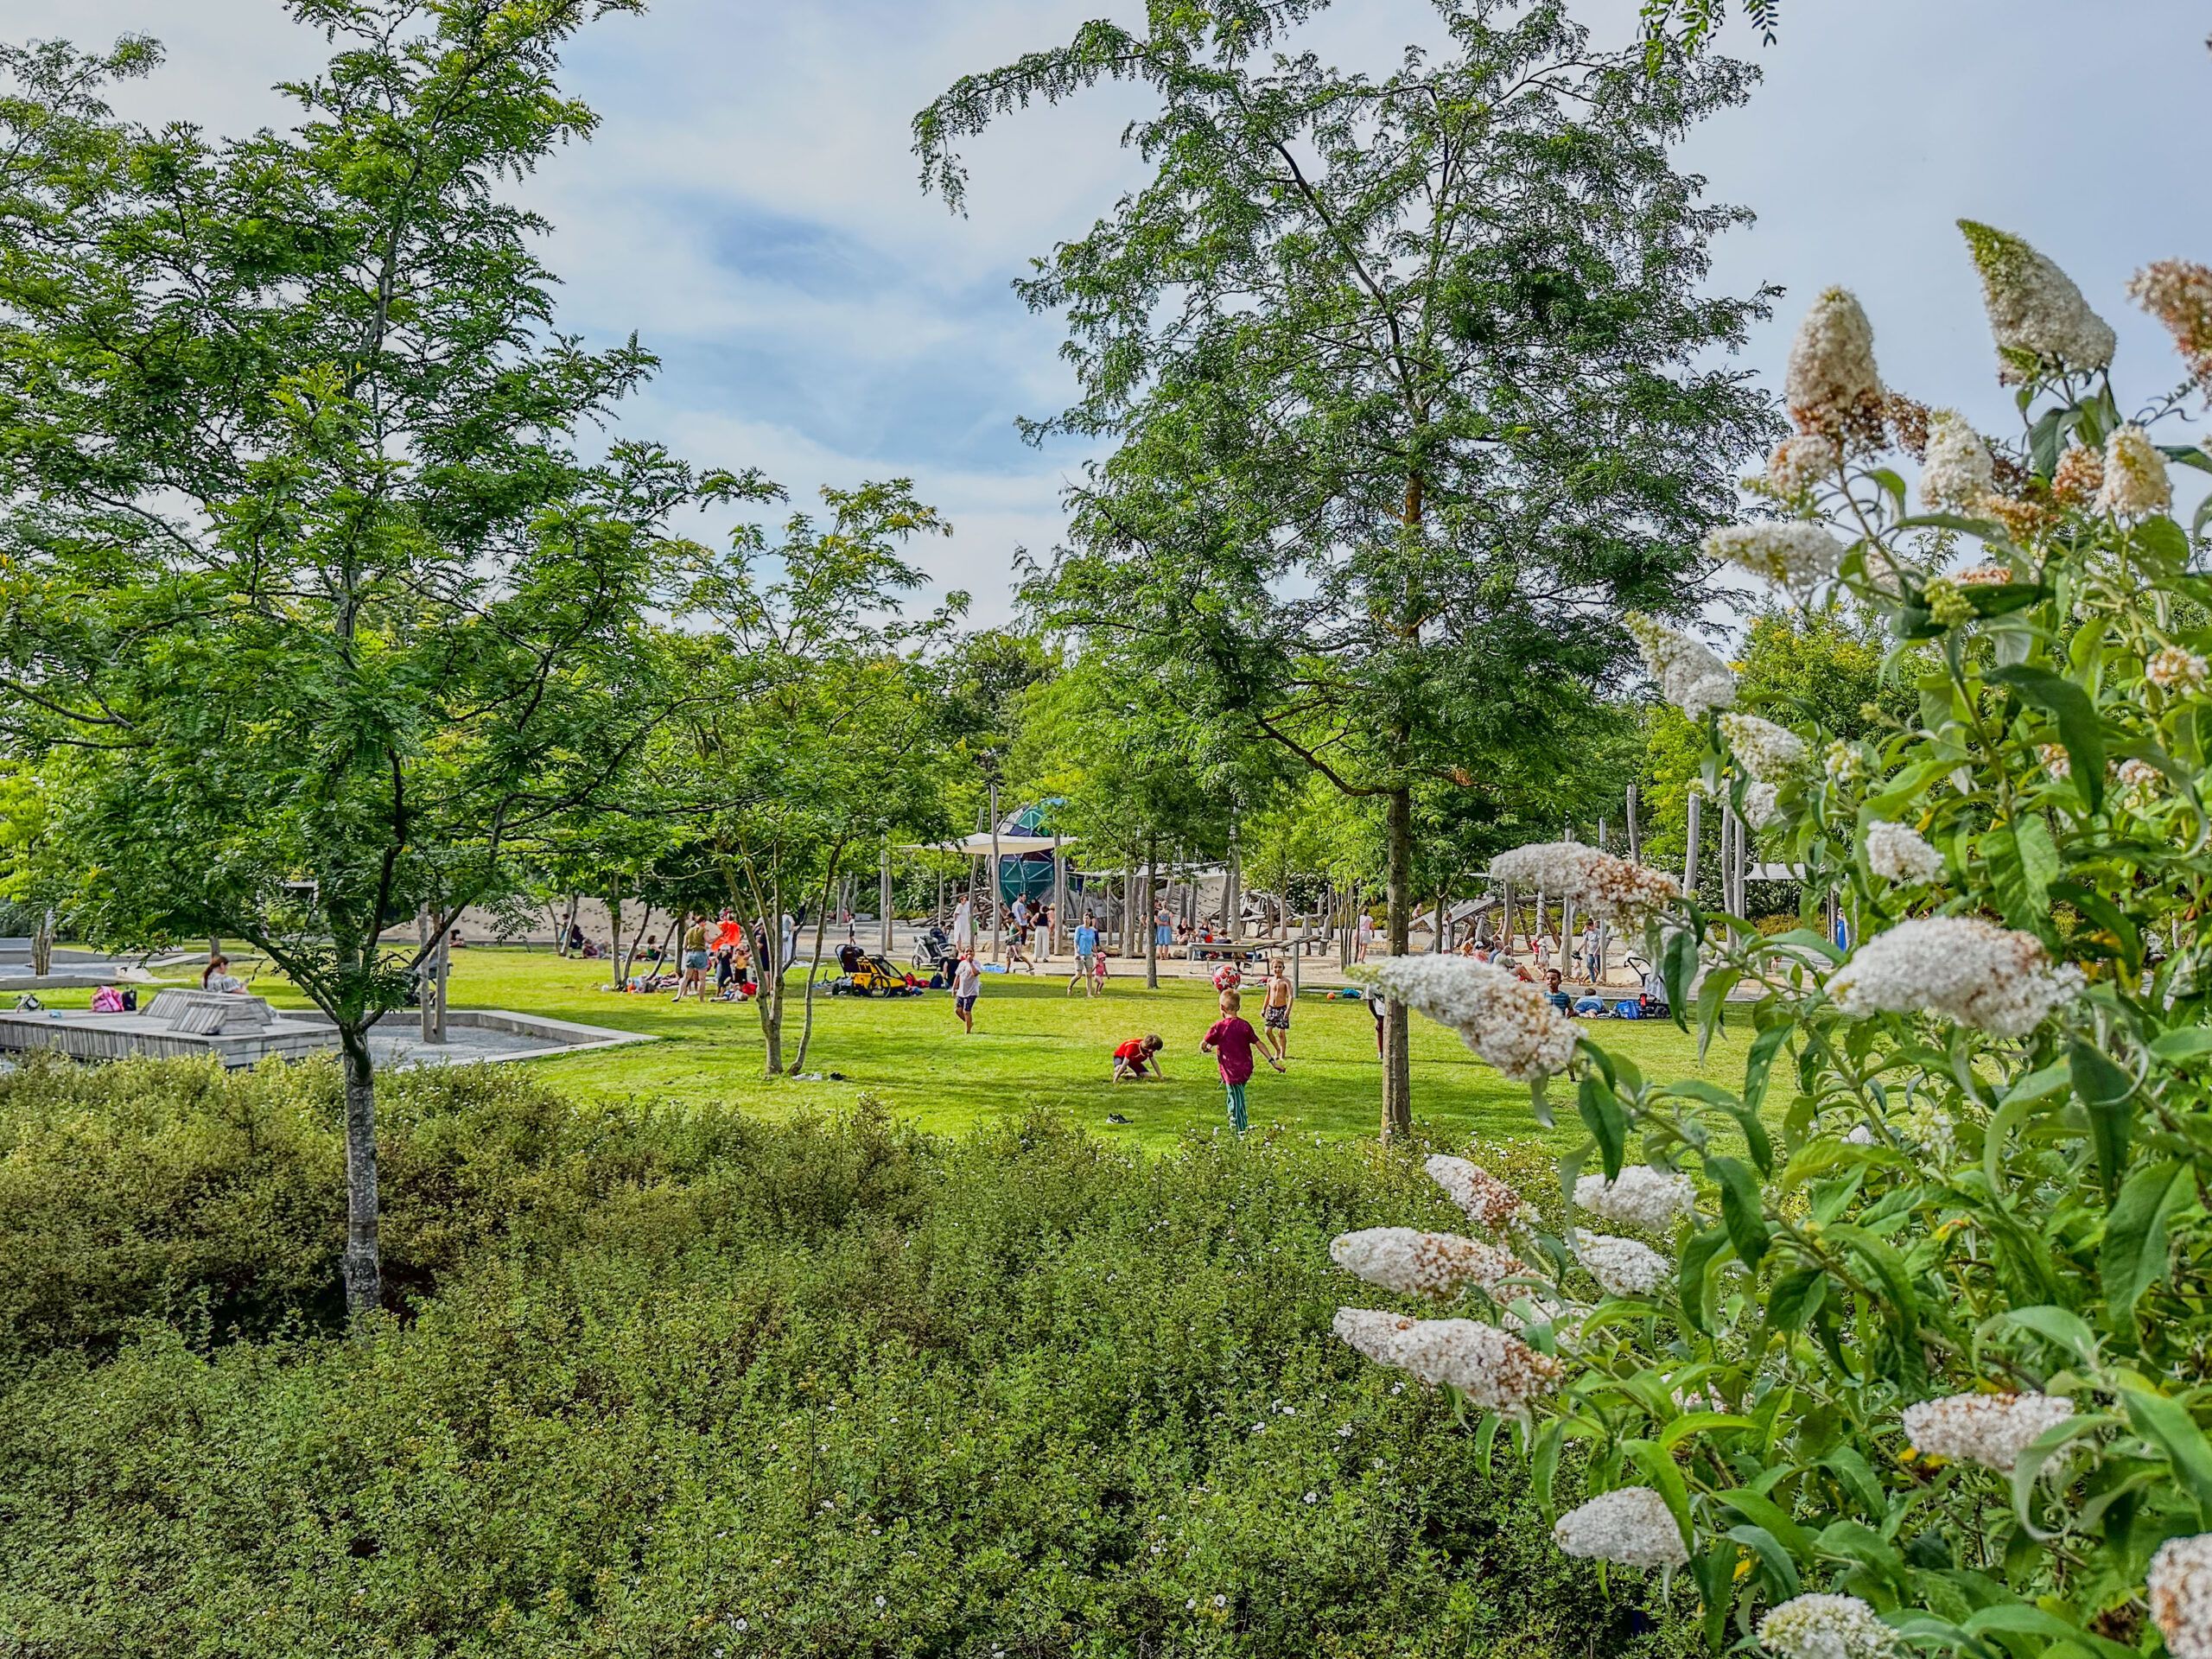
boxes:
[1201,989,1281,1133]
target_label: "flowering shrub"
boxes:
[1332,226,2212,1656]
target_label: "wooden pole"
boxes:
[988,780,1003,965]
[1626,785,1641,862]
[879,840,893,954]
[1683,791,1702,896]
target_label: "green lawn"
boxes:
[218,946,1736,1154]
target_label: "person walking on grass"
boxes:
[1203,988,1280,1134]
[1261,957,1294,1064]
[1355,911,1375,963]
[673,917,711,1003]
[1111,1033,1166,1082]
[1068,915,1101,997]
[951,950,982,1034]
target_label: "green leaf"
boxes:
[2071,1040,2136,1203]
[2101,1159,2192,1325]
[1764,1267,1827,1339]
[1726,1522,1801,1599]
[1741,1021,1789,1116]
[1990,664,2104,811]
[1963,1604,2139,1659]
[1677,1225,1732,1335]
[1577,1073,1628,1181]
[1707,1154,1770,1268]
[1712,1487,1815,1560]
[1661,925,1697,1033]
[2002,1304,2101,1368]
[1657,1411,1755,1451]
[2152,1028,2212,1063]
[2119,1383,2212,1522]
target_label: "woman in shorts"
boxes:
[673,917,712,1003]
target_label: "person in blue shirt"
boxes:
[1068,916,1103,997]
[1544,969,1573,1014]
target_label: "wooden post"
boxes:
[1626,785,1641,862]
[435,927,451,1042]
[1683,791,1702,896]
[879,840,893,954]
[1052,830,1066,959]
[988,781,1003,965]
[418,906,435,1043]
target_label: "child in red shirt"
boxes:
[1201,989,1281,1134]
[1111,1033,1166,1081]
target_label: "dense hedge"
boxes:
[0,1057,1691,1657]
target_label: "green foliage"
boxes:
[0,1056,1694,1657]
[1336,240,2212,1655]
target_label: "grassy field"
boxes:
[194,946,1737,1154]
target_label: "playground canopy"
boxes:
[905,833,1077,857]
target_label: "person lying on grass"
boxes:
[1111,1033,1166,1081]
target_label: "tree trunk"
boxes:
[620,904,654,982]
[789,858,842,1074]
[556,892,580,956]
[608,893,624,982]
[1381,785,1413,1141]
[339,1027,382,1320]
[756,887,785,1078]
[31,908,52,977]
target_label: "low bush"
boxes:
[0,1057,1676,1657]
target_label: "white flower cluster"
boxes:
[1356,955,1577,1082]
[2052,443,2104,507]
[1954,561,2014,586]
[1426,1155,1534,1234]
[1827,915,2079,1038]
[1569,1229,1672,1297]
[2129,259,2212,398]
[1704,522,1848,596]
[1919,410,1995,510]
[1843,1123,1877,1146]
[1742,781,1781,830]
[1719,713,1808,782]
[1489,840,1681,927]
[1331,1308,1562,1410]
[1863,821,1944,886]
[1758,1593,1897,1659]
[1625,613,1735,720]
[1331,1227,1522,1299]
[1784,287,1883,437]
[1551,1486,1687,1569]
[2096,423,2173,519]
[2118,757,2164,798]
[1824,741,1866,785]
[2148,646,2209,694]
[1573,1166,1695,1231]
[1764,433,1841,498]
[1960,219,2117,383]
[1901,1391,2073,1473]
[2152,1534,2212,1659]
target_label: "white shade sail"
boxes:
[901,833,1077,856]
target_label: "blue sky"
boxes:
[15,0,2212,620]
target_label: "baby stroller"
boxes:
[1618,953,1670,1020]
[912,924,954,984]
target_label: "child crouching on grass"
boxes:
[1111,1033,1166,1081]
[1201,988,1281,1135]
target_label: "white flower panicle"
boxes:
[1764,433,1842,498]
[1719,714,1808,782]
[1490,840,1681,927]
[1330,1227,1522,1299]
[1625,613,1736,720]
[2148,646,2209,694]
[1355,955,1578,1082]
[1742,781,1781,830]
[1573,1166,1695,1231]
[1705,522,1849,595]
[1551,1486,1688,1568]
[1330,1308,1562,1409]
[1901,1391,2073,1473]
[2051,443,2104,507]
[2151,1534,2212,1659]
[2129,259,2212,398]
[1824,741,1866,785]
[1959,219,2117,383]
[1758,1594,1898,1659]
[1569,1230,1673,1297]
[1784,287,1883,438]
[1864,821,1945,886]
[2097,424,2173,519]
[1844,1123,1877,1146]
[1827,916,2080,1038]
[1425,1155,1535,1234]
[2118,758,2164,796]
[2037,742,2072,781]
[1919,410,1996,510]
